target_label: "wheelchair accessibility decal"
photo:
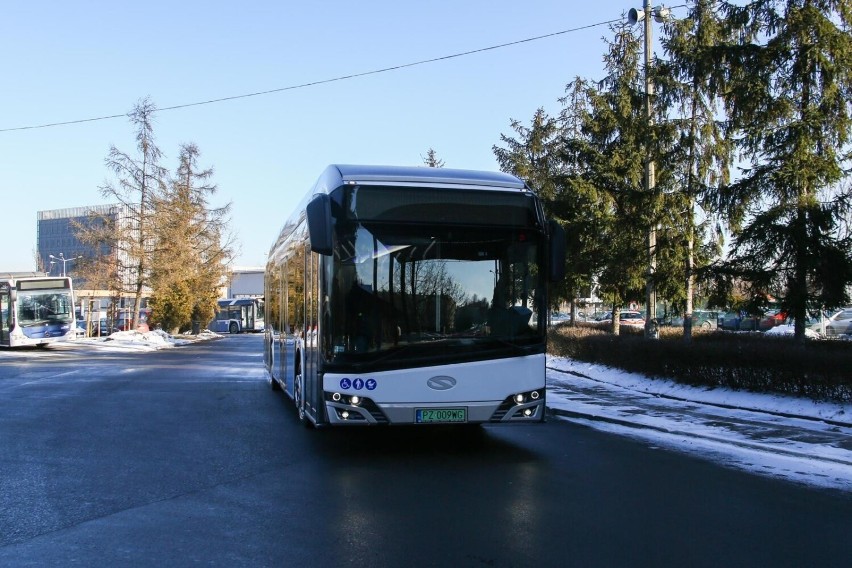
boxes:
[339,378,377,391]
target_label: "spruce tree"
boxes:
[659,0,732,340]
[718,0,852,342]
[421,148,445,168]
[493,108,572,312]
[577,27,655,333]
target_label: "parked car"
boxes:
[758,309,788,331]
[824,307,852,337]
[548,312,571,325]
[619,311,645,326]
[589,310,644,327]
[76,318,120,337]
[116,310,151,333]
[718,311,760,331]
[74,321,87,338]
[670,310,719,330]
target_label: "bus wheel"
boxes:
[229,322,239,334]
[294,372,306,422]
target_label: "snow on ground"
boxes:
[547,356,852,492]
[52,329,222,352]
[765,324,822,339]
[549,356,850,424]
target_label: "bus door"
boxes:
[304,252,321,421]
[245,305,255,331]
[0,286,9,346]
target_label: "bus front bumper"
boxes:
[323,391,545,425]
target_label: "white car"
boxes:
[824,307,852,337]
[619,311,645,326]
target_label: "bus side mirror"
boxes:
[9,289,16,303]
[548,219,566,283]
[306,194,333,256]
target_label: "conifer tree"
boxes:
[555,78,619,323]
[659,0,732,340]
[149,143,233,333]
[493,108,571,309]
[717,0,852,342]
[421,148,445,168]
[577,27,656,333]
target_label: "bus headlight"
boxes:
[332,392,342,402]
[514,393,526,404]
[350,395,361,406]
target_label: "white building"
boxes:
[224,267,264,298]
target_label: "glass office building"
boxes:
[36,204,131,282]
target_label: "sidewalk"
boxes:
[545,356,852,492]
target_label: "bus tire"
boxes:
[294,372,306,423]
[229,322,239,334]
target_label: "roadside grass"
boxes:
[548,324,852,403]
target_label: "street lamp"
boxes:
[48,253,79,277]
[627,2,671,340]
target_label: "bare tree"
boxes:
[99,98,168,328]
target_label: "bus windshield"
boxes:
[327,219,546,368]
[17,291,75,327]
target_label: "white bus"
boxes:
[210,298,265,334]
[0,276,76,347]
[264,165,565,427]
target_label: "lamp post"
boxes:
[48,253,79,277]
[628,2,670,340]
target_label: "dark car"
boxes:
[718,311,760,331]
[670,310,719,330]
[76,318,119,337]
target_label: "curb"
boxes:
[545,406,852,469]
[547,365,852,429]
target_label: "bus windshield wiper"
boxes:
[20,320,51,328]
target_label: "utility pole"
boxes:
[643,0,658,340]
[628,2,670,340]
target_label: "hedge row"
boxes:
[548,325,852,403]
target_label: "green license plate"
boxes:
[415,408,467,423]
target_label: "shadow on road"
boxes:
[297,421,540,465]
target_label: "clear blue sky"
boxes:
[1,0,679,271]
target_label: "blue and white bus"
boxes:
[0,276,76,347]
[264,165,565,427]
[210,298,264,334]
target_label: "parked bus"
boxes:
[0,276,76,347]
[210,298,265,334]
[264,165,565,427]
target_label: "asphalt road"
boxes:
[1,335,850,567]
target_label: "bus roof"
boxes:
[269,165,533,260]
[325,164,529,191]
[217,298,258,307]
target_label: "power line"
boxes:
[0,17,620,133]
